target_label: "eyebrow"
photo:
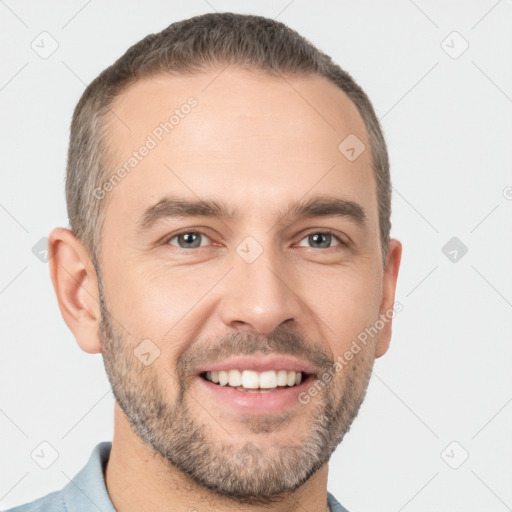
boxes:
[136,194,367,233]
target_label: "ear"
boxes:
[48,227,102,354]
[375,238,402,358]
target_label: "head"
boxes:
[50,12,401,505]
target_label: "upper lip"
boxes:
[195,355,318,377]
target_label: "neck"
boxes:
[104,403,331,512]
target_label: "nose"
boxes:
[218,240,304,336]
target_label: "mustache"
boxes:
[176,326,334,378]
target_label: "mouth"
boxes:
[194,357,318,415]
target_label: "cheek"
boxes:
[108,263,216,356]
[308,267,382,352]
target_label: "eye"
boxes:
[296,231,346,249]
[166,231,211,249]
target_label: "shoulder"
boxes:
[2,490,66,512]
[3,441,113,512]
[327,491,351,512]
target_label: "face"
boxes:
[95,67,397,503]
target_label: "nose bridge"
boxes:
[219,234,301,335]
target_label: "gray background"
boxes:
[1,1,511,511]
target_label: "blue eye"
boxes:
[167,231,211,249]
[297,231,344,249]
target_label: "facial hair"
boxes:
[97,274,377,505]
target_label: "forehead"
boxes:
[102,67,377,233]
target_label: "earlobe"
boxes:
[48,227,102,354]
[375,238,402,359]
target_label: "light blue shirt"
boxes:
[4,442,349,512]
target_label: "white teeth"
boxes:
[218,370,229,386]
[276,370,288,386]
[259,370,277,389]
[228,369,242,387]
[203,369,305,389]
[242,370,259,389]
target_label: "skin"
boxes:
[49,66,402,512]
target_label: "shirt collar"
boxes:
[62,441,116,512]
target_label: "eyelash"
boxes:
[164,229,348,251]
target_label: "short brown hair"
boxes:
[66,12,391,269]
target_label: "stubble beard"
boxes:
[97,278,376,505]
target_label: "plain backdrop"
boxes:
[1,1,511,511]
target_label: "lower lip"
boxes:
[196,374,315,414]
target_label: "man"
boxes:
[8,12,401,512]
